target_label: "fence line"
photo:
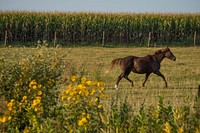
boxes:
[1,29,199,47]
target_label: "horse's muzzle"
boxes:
[172,57,176,61]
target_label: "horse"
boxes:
[106,47,176,89]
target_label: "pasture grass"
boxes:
[63,46,200,111]
[0,46,199,110]
[0,46,199,132]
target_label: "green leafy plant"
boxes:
[0,48,64,132]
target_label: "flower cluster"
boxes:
[28,80,43,114]
[62,76,107,130]
[0,79,43,124]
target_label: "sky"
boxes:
[0,0,200,13]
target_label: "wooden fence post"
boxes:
[102,31,105,47]
[194,31,196,47]
[4,30,7,47]
[54,31,57,47]
[198,85,200,97]
[148,32,151,47]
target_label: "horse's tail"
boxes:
[106,58,123,73]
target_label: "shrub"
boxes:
[60,76,107,132]
[0,48,65,132]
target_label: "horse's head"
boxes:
[162,47,176,61]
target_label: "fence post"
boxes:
[102,31,105,47]
[4,30,7,47]
[194,31,196,47]
[198,85,200,97]
[54,31,57,47]
[148,32,151,47]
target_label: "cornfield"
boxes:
[0,11,200,46]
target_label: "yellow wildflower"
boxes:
[68,84,73,89]
[81,77,87,83]
[95,98,98,102]
[67,97,71,101]
[32,85,37,90]
[82,112,86,116]
[84,90,89,97]
[23,126,29,133]
[34,106,43,115]
[78,117,87,126]
[86,80,93,86]
[98,104,102,109]
[78,84,87,90]
[22,96,27,101]
[29,80,37,88]
[37,91,43,96]
[64,89,70,95]
[71,76,77,82]
[89,100,93,106]
[38,84,42,89]
[7,116,12,120]
[7,102,13,108]
[32,97,41,107]
[100,87,105,92]
[62,95,67,101]
[0,116,6,123]
[7,100,15,111]
[97,82,104,87]
[101,93,108,98]
[63,104,68,107]
[87,114,91,119]
[10,99,15,103]
[90,89,95,95]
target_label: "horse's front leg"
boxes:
[142,73,151,87]
[154,71,168,88]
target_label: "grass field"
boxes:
[1,47,199,108]
[0,46,199,132]
[61,46,200,109]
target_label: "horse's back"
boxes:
[133,55,158,73]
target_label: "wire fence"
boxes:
[0,29,199,47]
[104,85,200,113]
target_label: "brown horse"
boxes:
[106,47,176,89]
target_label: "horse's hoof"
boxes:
[115,85,119,90]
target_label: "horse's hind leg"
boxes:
[115,73,124,89]
[115,70,132,89]
[124,75,134,87]
[154,71,168,88]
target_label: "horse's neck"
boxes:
[155,53,165,63]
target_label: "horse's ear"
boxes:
[165,46,170,51]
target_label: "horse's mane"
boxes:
[152,48,169,55]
